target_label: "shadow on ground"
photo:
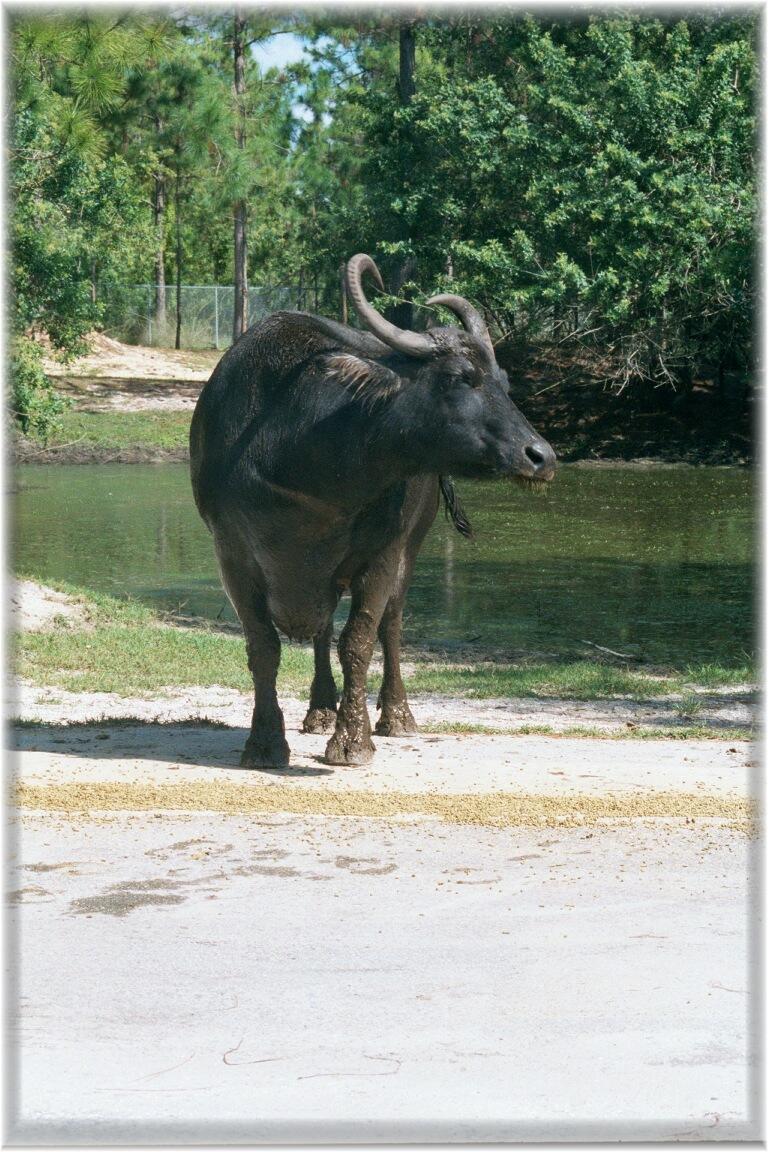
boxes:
[11,720,336,776]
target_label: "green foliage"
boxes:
[9,336,68,442]
[309,13,755,387]
[10,13,161,435]
[9,10,756,398]
[12,107,151,349]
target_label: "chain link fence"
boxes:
[97,284,300,349]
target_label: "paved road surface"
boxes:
[7,719,758,1143]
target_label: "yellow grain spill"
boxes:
[12,780,755,831]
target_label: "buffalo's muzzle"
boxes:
[522,439,557,482]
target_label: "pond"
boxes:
[14,463,754,669]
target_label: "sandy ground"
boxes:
[40,333,215,413]
[8,580,758,1139]
[11,656,756,828]
[9,580,86,633]
[14,677,755,736]
[57,377,202,412]
[12,708,754,829]
[43,332,217,383]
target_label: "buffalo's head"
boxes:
[346,254,556,484]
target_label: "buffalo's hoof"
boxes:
[240,736,290,769]
[324,732,375,766]
[302,707,337,734]
[375,704,418,737]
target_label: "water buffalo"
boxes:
[190,254,556,767]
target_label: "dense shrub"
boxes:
[345,14,756,389]
[10,337,68,443]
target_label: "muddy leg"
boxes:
[375,599,417,737]
[240,605,290,767]
[302,621,338,734]
[324,568,392,766]
[220,565,289,768]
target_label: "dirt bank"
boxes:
[10,581,86,632]
[507,344,752,467]
[56,377,201,413]
[42,332,217,383]
[14,440,189,465]
[17,442,752,468]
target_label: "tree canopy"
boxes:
[9,8,756,437]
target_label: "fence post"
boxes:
[214,286,220,350]
[148,287,152,346]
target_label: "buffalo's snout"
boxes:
[522,437,557,482]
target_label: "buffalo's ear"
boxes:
[324,354,402,403]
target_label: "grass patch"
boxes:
[13,578,319,696]
[15,624,316,697]
[422,722,755,741]
[682,662,755,688]
[672,692,705,721]
[17,621,754,703]
[408,660,683,700]
[14,577,755,703]
[12,715,753,743]
[408,659,754,700]
[48,410,191,452]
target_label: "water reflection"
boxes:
[14,463,754,668]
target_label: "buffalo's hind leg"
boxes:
[302,621,338,734]
[375,597,417,737]
[220,564,290,768]
[241,610,290,768]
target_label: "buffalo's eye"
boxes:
[460,372,483,389]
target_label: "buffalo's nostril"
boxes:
[525,444,546,467]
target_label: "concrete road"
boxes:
[7,799,758,1143]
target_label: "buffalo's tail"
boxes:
[439,475,473,539]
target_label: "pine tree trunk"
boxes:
[175,170,182,351]
[399,20,416,103]
[390,20,417,330]
[232,8,248,342]
[153,167,167,339]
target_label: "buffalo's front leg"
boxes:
[324,568,391,766]
[302,621,338,734]
[375,598,417,737]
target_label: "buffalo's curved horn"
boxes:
[425,293,494,357]
[346,254,436,359]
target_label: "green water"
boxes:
[13,463,754,668]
